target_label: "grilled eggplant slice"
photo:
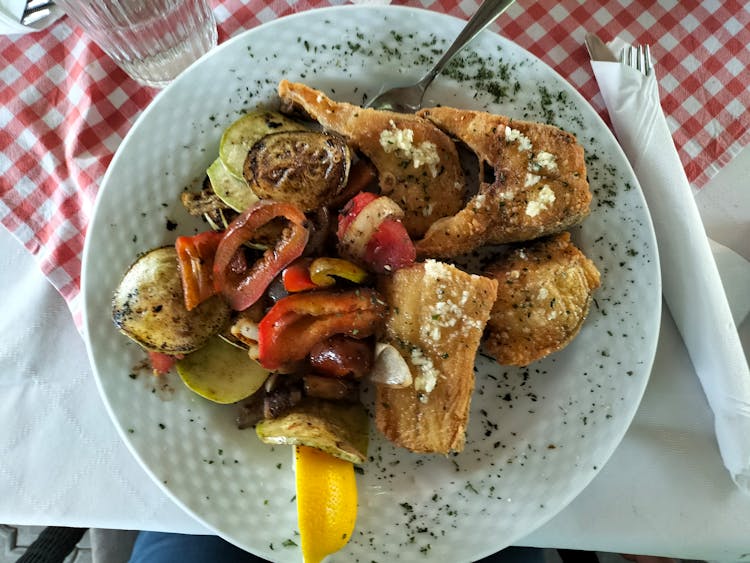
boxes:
[244,131,351,212]
[112,246,231,355]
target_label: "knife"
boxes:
[584,32,619,62]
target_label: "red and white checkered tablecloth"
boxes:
[1,0,749,326]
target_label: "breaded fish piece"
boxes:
[278,80,466,238]
[415,107,591,258]
[375,260,497,454]
[482,232,600,366]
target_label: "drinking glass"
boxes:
[55,0,218,88]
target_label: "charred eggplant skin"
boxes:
[220,110,305,180]
[112,246,230,355]
[244,131,351,212]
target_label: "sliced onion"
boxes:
[369,342,413,388]
[229,317,261,361]
[339,196,404,262]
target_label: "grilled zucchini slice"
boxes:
[206,158,258,213]
[176,336,268,403]
[256,397,368,464]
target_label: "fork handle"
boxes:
[419,0,516,87]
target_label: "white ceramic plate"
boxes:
[82,6,661,562]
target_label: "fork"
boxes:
[366,0,516,112]
[621,43,653,76]
[21,0,55,26]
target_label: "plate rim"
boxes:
[81,4,662,559]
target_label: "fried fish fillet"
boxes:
[375,260,497,454]
[277,80,466,238]
[415,107,591,258]
[482,232,600,366]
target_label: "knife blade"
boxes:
[584,32,619,62]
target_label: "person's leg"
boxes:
[474,546,548,563]
[128,531,268,563]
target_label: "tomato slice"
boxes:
[213,201,310,311]
[364,219,416,273]
[148,351,177,375]
[257,289,386,371]
[337,192,415,274]
[175,230,224,311]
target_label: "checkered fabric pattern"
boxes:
[1,0,748,325]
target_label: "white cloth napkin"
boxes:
[0,0,62,35]
[591,39,750,493]
[0,229,210,533]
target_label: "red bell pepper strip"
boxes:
[175,230,224,311]
[283,257,368,293]
[257,289,386,371]
[213,201,310,311]
[282,258,317,293]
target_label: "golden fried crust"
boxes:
[278,80,466,238]
[415,107,592,258]
[375,261,497,454]
[482,232,600,366]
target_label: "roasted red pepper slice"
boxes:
[175,230,224,311]
[282,258,317,293]
[257,289,386,371]
[213,201,309,311]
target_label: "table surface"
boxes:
[2,1,750,561]
[3,151,749,562]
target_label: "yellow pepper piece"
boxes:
[295,445,357,563]
[309,257,368,287]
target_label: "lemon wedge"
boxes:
[295,445,357,563]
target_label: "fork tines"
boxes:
[621,43,653,76]
[21,0,55,26]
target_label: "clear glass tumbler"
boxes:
[55,0,218,88]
